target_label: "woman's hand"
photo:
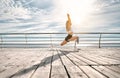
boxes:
[67,13,70,17]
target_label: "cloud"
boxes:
[0,0,120,33]
[0,0,31,20]
[72,0,120,32]
[27,0,54,9]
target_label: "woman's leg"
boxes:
[60,40,68,46]
[68,36,78,42]
[69,36,79,50]
[60,36,79,46]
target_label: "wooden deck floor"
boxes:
[0,47,120,78]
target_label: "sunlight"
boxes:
[58,0,96,25]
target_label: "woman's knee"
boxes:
[61,41,67,46]
[74,36,78,39]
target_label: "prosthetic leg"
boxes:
[74,37,80,51]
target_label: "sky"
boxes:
[0,0,120,33]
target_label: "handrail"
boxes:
[0,32,120,35]
[0,32,120,48]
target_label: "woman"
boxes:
[61,13,79,46]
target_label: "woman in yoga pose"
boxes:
[61,13,79,46]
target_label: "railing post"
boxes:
[99,33,102,48]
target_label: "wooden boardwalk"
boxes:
[0,47,120,78]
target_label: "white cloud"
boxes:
[0,0,31,20]
[0,0,120,33]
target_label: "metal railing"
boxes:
[0,32,120,48]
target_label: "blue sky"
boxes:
[0,0,120,33]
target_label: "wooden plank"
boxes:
[100,55,120,62]
[93,66,120,78]
[64,52,87,65]
[105,66,120,74]
[0,49,42,67]
[0,49,43,78]
[95,56,120,64]
[58,50,88,78]
[79,54,120,65]
[7,49,48,78]
[60,51,107,78]
[51,50,68,78]
[31,50,53,78]
[98,48,120,60]
[74,51,119,65]
[60,50,98,65]
[78,48,120,59]
[69,52,98,65]
[79,49,120,64]
[79,66,108,78]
